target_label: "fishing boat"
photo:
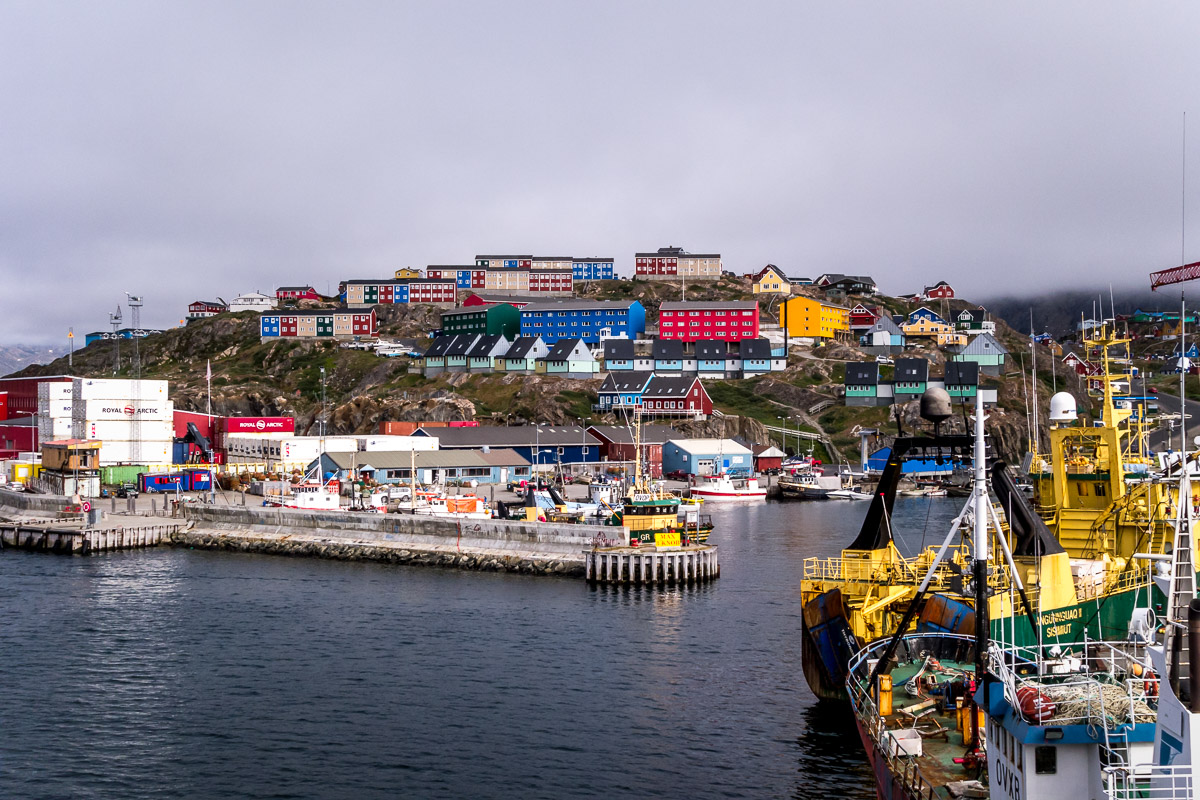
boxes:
[405,491,491,519]
[801,326,1183,701]
[689,472,767,502]
[827,487,872,501]
[779,470,840,500]
[282,479,342,510]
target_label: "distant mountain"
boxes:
[983,288,1192,340]
[0,344,62,377]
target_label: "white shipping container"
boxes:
[39,401,75,418]
[39,419,73,440]
[77,420,174,441]
[71,399,174,422]
[360,435,439,452]
[72,378,169,402]
[98,440,172,465]
[37,382,73,401]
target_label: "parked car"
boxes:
[875,355,894,364]
[115,483,139,499]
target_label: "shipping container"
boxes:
[71,400,174,422]
[98,441,172,466]
[37,383,73,401]
[42,471,101,498]
[224,417,296,435]
[101,465,149,485]
[72,378,169,401]
[77,419,174,441]
[173,441,192,464]
[139,472,188,492]
[378,421,420,436]
[186,469,212,491]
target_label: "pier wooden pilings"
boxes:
[585,545,719,585]
[0,522,180,554]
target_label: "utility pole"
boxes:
[68,328,74,368]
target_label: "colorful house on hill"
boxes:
[537,338,599,378]
[635,246,722,281]
[421,334,479,376]
[642,376,712,419]
[188,300,227,320]
[466,335,510,373]
[259,309,377,340]
[955,308,995,333]
[1062,351,1096,376]
[597,372,655,411]
[695,340,729,377]
[814,274,878,296]
[653,339,686,374]
[738,338,775,377]
[862,315,906,351]
[275,286,321,301]
[848,304,881,331]
[893,358,929,401]
[780,296,851,341]
[943,360,980,401]
[959,333,1009,375]
[440,303,521,339]
[602,339,637,371]
[752,264,791,295]
[394,268,423,280]
[923,281,955,300]
[344,278,456,307]
[571,258,615,281]
[425,265,487,290]
[845,361,884,407]
[498,336,548,374]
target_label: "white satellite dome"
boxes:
[1049,391,1077,423]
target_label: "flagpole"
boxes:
[206,359,212,417]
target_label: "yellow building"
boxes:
[752,265,792,295]
[901,318,966,347]
[394,268,422,279]
[781,296,850,340]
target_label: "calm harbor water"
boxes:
[1,497,962,800]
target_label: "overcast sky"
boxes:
[3,2,1200,343]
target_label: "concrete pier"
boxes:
[0,521,181,554]
[585,545,719,585]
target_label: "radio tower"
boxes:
[125,293,143,379]
[125,292,143,464]
[109,307,123,375]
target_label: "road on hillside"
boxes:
[1146,389,1194,454]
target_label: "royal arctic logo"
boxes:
[124,406,134,417]
[256,419,266,431]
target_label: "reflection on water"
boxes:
[0,497,964,799]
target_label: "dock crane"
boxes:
[1151,260,1200,290]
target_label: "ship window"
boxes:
[1095,484,1107,497]
[1076,482,1088,496]
[1034,745,1056,774]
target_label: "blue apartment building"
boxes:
[519,300,645,343]
[572,258,615,281]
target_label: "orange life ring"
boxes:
[1145,670,1159,699]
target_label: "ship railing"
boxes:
[802,546,975,586]
[1104,764,1194,800]
[988,640,1153,729]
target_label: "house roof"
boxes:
[599,372,655,393]
[653,339,685,360]
[586,424,678,445]
[603,339,635,359]
[521,299,637,313]
[424,334,479,358]
[475,254,534,260]
[659,301,757,311]
[545,338,590,361]
[871,316,903,334]
[466,335,507,358]
[818,274,877,288]
[845,362,879,385]
[894,358,929,381]
[276,285,315,292]
[418,425,601,448]
[193,300,227,307]
[753,444,786,458]
[466,293,531,306]
[754,264,788,281]
[665,438,753,456]
[739,338,773,359]
[961,333,1009,356]
[944,360,980,386]
[572,257,614,263]
[645,375,700,397]
[503,336,543,360]
[635,246,720,258]
[443,304,512,319]
[957,308,986,322]
[319,448,530,470]
[695,340,728,358]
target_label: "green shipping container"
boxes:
[101,465,148,485]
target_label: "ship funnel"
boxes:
[920,388,953,424]
[1049,392,1077,423]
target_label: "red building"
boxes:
[640,376,713,417]
[528,269,574,294]
[0,376,75,452]
[188,300,227,319]
[923,281,955,300]
[636,252,679,276]
[585,424,676,477]
[753,444,785,473]
[848,303,881,330]
[426,267,487,289]
[406,279,457,303]
[658,301,759,342]
[276,286,322,301]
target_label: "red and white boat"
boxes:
[688,473,767,502]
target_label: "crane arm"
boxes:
[1151,260,1200,290]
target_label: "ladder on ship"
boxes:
[1165,488,1197,704]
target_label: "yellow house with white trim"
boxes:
[752,265,792,295]
[781,296,850,340]
[394,268,422,279]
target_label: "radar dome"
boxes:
[920,387,953,424]
[1049,392,1077,423]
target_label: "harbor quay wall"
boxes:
[174,505,605,576]
[0,491,78,516]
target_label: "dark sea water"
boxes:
[1,497,962,800]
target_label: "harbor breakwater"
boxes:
[173,504,598,576]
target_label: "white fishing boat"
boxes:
[689,473,767,502]
[281,479,342,510]
[826,486,871,500]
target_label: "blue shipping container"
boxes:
[186,470,212,491]
[173,441,190,464]
[139,473,188,492]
